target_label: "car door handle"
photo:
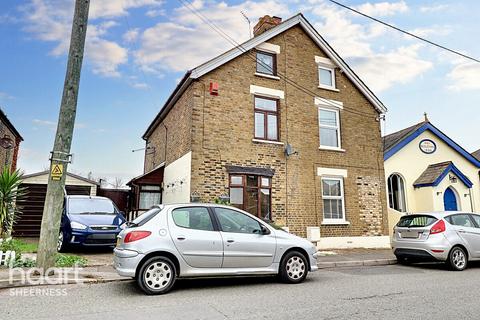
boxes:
[177,236,186,241]
[227,239,235,243]
[458,229,466,233]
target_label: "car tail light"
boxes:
[124,231,151,243]
[430,220,446,235]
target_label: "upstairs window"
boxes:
[316,56,336,90]
[318,108,341,149]
[256,51,276,76]
[254,96,279,141]
[319,66,335,88]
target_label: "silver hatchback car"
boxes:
[392,212,480,271]
[114,204,318,294]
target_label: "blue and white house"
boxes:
[383,116,480,233]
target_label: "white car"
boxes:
[114,204,318,294]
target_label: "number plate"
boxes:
[401,231,419,239]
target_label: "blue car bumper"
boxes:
[69,230,120,247]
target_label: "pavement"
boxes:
[3,262,480,319]
[0,248,396,289]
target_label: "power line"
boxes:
[176,0,378,119]
[328,0,480,64]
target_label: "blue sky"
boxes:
[1,0,479,185]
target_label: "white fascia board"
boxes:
[314,97,343,109]
[317,167,348,177]
[250,85,285,99]
[256,42,281,54]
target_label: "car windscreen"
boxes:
[68,198,115,215]
[397,215,437,228]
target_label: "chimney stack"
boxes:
[253,15,282,37]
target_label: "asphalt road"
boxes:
[2,263,480,320]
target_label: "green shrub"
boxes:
[55,254,87,268]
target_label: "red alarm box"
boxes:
[209,82,219,95]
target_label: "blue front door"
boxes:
[444,187,458,211]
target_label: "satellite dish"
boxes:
[0,135,14,150]
[285,144,297,156]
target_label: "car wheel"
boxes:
[279,251,308,284]
[57,231,67,252]
[447,246,467,271]
[137,256,176,295]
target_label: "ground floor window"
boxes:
[387,173,406,212]
[322,177,345,222]
[229,175,271,220]
[139,185,161,209]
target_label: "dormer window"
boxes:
[256,51,276,76]
[315,56,337,90]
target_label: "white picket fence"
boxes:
[0,250,16,267]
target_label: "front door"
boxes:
[213,207,276,268]
[444,187,458,211]
[168,206,223,268]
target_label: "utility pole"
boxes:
[36,0,90,271]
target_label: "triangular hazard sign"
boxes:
[52,164,62,175]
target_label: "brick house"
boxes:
[0,108,23,171]
[130,14,390,248]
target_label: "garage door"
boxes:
[13,184,92,237]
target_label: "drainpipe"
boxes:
[469,188,474,212]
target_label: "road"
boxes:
[2,263,480,319]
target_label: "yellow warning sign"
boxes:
[51,164,63,181]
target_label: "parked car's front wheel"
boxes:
[279,251,308,284]
[447,246,467,271]
[137,256,176,295]
[57,231,67,252]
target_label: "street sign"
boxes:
[51,163,63,181]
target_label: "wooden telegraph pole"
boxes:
[36,0,90,270]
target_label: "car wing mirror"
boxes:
[261,225,270,235]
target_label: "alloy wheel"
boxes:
[286,255,306,280]
[452,248,466,269]
[144,261,173,290]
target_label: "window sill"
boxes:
[255,72,281,80]
[319,146,346,152]
[252,139,284,146]
[321,220,350,226]
[318,85,339,92]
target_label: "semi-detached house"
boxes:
[129,14,390,248]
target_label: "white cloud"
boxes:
[447,62,480,91]
[89,0,164,19]
[306,0,434,92]
[146,9,166,17]
[419,4,449,13]
[33,119,56,127]
[352,44,433,92]
[356,1,408,17]
[21,0,164,77]
[408,25,452,38]
[0,92,14,101]
[134,0,289,73]
[123,28,139,43]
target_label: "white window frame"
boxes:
[318,65,336,90]
[318,107,342,150]
[315,56,337,90]
[321,177,346,224]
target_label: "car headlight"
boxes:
[70,221,87,230]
